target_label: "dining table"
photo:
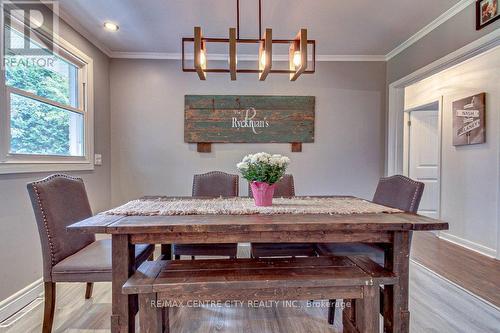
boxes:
[67,196,448,333]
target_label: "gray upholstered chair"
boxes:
[27,174,154,333]
[317,175,424,324]
[250,175,317,258]
[173,171,239,259]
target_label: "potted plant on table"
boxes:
[237,152,290,207]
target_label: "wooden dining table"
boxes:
[68,196,448,333]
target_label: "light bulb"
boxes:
[104,22,119,32]
[260,52,267,67]
[293,51,301,67]
[199,50,206,66]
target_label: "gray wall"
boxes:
[0,20,111,300]
[110,60,387,205]
[387,3,500,84]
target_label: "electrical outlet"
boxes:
[94,154,102,166]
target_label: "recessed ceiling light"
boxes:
[104,22,119,32]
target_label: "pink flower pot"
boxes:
[250,181,276,207]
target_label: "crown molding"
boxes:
[385,0,474,60]
[56,7,113,57]
[55,0,472,63]
[318,55,386,61]
[110,52,386,62]
[110,52,181,59]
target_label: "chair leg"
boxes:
[191,256,195,260]
[174,255,180,260]
[43,282,56,333]
[328,299,336,325]
[85,282,93,299]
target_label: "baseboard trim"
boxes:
[438,232,497,258]
[0,278,43,323]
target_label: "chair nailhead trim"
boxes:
[379,175,423,212]
[192,171,239,197]
[32,184,56,266]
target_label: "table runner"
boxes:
[104,197,401,216]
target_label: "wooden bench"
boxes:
[123,256,397,333]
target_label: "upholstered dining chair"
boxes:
[317,174,425,324]
[250,175,318,258]
[173,171,239,259]
[27,174,154,333]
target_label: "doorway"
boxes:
[404,101,441,219]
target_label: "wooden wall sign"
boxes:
[185,95,315,152]
[452,93,486,146]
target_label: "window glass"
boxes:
[10,93,84,156]
[4,25,79,108]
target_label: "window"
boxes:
[0,13,94,174]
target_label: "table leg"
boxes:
[383,231,410,333]
[112,234,137,333]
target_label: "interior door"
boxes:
[408,110,440,218]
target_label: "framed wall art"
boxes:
[452,93,486,146]
[185,95,315,152]
[476,0,499,30]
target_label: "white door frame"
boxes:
[386,29,500,259]
[403,100,443,224]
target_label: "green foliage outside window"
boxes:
[6,61,72,155]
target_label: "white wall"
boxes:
[110,60,387,204]
[405,47,500,258]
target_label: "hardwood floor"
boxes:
[1,238,500,332]
[409,261,500,333]
[411,232,500,308]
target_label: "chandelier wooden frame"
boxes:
[181,0,316,81]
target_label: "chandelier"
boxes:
[182,0,316,81]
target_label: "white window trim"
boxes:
[0,12,95,174]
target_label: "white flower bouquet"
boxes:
[237,152,290,184]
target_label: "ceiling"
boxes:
[57,0,462,57]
